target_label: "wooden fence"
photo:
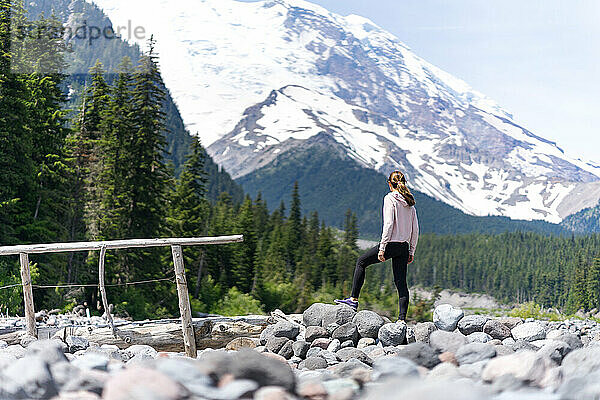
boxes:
[0,235,244,358]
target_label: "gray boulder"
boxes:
[266,337,290,354]
[322,305,356,328]
[455,342,497,365]
[26,339,68,364]
[278,340,294,359]
[66,335,89,352]
[230,349,296,391]
[481,350,554,387]
[433,304,464,331]
[378,322,407,347]
[483,320,512,340]
[393,342,440,368]
[429,330,468,354]
[330,358,371,378]
[318,350,340,366]
[512,339,539,352]
[537,340,571,365]
[466,332,493,343]
[292,341,310,359]
[259,324,276,346]
[306,347,322,358]
[352,310,385,339]
[497,317,523,330]
[336,348,373,366]
[414,322,437,343]
[494,345,515,356]
[2,356,59,399]
[511,322,546,342]
[561,346,600,378]
[305,326,329,343]
[271,320,300,340]
[332,322,359,345]
[457,315,489,335]
[371,356,420,380]
[299,356,328,370]
[303,303,334,327]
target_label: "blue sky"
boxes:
[241,0,600,162]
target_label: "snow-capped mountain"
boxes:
[90,0,600,223]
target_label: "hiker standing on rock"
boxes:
[335,170,419,321]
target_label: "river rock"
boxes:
[433,304,464,331]
[265,337,290,354]
[299,356,328,370]
[352,310,385,339]
[511,322,546,342]
[561,346,600,378]
[303,303,333,327]
[414,322,437,343]
[467,332,493,343]
[332,322,359,345]
[103,367,188,400]
[305,326,329,343]
[278,340,294,359]
[455,342,497,365]
[371,356,419,380]
[481,351,554,387]
[66,335,89,352]
[2,356,58,399]
[457,315,489,335]
[322,305,356,328]
[326,339,341,353]
[260,324,276,346]
[230,350,296,391]
[378,322,407,347]
[497,317,523,330]
[272,321,300,340]
[537,340,571,364]
[310,338,331,350]
[483,320,512,340]
[357,338,376,349]
[429,330,468,354]
[393,342,440,368]
[292,341,310,358]
[336,348,373,366]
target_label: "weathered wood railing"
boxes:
[0,235,244,358]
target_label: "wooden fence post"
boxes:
[171,245,197,357]
[98,245,117,337]
[19,253,37,338]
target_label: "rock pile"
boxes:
[3,303,600,399]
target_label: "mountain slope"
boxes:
[236,142,569,237]
[562,203,600,233]
[89,0,600,224]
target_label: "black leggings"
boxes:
[351,241,409,319]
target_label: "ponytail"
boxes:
[388,171,416,206]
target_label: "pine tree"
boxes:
[343,209,359,251]
[285,181,302,272]
[232,196,257,292]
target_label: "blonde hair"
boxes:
[388,171,416,206]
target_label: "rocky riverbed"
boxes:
[2,303,600,399]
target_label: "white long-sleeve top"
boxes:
[379,191,419,255]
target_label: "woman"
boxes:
[335,170,419,321]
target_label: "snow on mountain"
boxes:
[89,0,600,223]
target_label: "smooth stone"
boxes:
[330,358,370,378]
[66,335,90,352]
[151,358,212,396]
[62,369,109,395]
[483,320,512,340]
[438,351,458,365]
[561,346,600,378]
[230,350,295,392]
[352,310,385,339]
[272,320,300,340]
[303,303,334,327]
[433,304,464,331]
[292,341,310,358]
[429,330,468,354]
[357,338,376,349]
[502,337,516,347]
[278,340,294,360]
[260,324,276,346]
[103,367,188,400]
[511,322,546,342]
[537,340,571,365]
[325,323,340,336]
[378,322,406,347]
[393,342,440,369]
[125,344,158,359]
[319,350,340,366]
[458,315,489,335]
[306,347,322,358]
[339,340,354,349]
[455,342,497,365]
[266,337,290,354]
[458,360,489,380]
[72,352,110,371]
[321,378,359,396]
[332,322,359,345]
[497,317,524,330]
[512,340,539,352]
[467,332,493,343]
[305,326,329,343]
[481,351,554,387]
[327,339,341,353]
[428,362,461,380]
[494,345,515,356]
[226,337,257,351]
[310,338,332,350]
[322,305,356,328]
[26,339,68,364]
[2,356,59,399]
[299,356,328,370]
[414,322,437,343]
[254,386,294,400]
[371,356,419,380]
[335,348,373,366]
